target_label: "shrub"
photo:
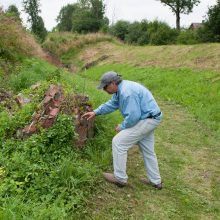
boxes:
[125,21,149,45]
[176,29,198,44]
[148,20,178,45]
[109,20,130,41]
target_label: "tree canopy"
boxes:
[56,0,108,33]
[22,0,47,42]
[158,0,200,30]
[56,4,78,32]
[205,0,220,41]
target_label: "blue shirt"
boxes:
[94,80,161,130]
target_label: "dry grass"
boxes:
[79,42,220,71]
[0,12,46,61]
[43,32,115,58]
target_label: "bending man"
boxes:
[83,71,163,189]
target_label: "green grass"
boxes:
[1,35,220,219]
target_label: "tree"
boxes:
[110,20,130,41]
[125,21,149,45]
[147,20,178,45]
[204,0,220,42]
[6,4,21,21]
[158,0,200,30]
[22,0,47,42]
[72,0,107,33]
[56,4,78,31]
[56,0,107,33]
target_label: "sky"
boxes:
[0,0,217,31]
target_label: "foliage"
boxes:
[125,21,149,45]
[201,0,220,42]
[176,29,198,44]
[56,0,108,33]
[147,20,178,45]
[22,0,47,42]
[5,4,21,22]
[0,111,100,218]
[56,4,78,32]
[110,19,178,45]
[109,20,130,41]
[72,0,107,33]
[158,0,200,30]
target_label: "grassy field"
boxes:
[0,31,220,219]
[79,64,220,219]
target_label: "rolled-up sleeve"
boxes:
[94,95,119,115]
[119,95,141,130]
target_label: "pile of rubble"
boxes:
[15,84,94,147]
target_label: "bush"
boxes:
[125,21,149,45]
[176,30,198,44]
[109,20,130,41]
[148,20,178,45]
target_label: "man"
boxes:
[82,71,163,189]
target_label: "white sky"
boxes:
[0,0,217,31]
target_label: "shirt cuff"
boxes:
[118,124,125,130]
[93,109,100,115]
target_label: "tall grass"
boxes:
[0,12,45,64]
[8,58,59,92]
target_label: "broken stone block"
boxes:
[15,93,31,107]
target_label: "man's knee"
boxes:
[112,135,126,154]
[112,135,119,148]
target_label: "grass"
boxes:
[0,30,220,219]
[83,99,220,220]
[42,32,116,68]
[75,64,219,219]
[78,41,220,71]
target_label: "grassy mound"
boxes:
[0,12,45,64]
[43,32,116,69]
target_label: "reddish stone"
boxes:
[23,123,37,135]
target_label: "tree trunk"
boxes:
[176,10,180,30]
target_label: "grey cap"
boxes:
[97,71,122,89]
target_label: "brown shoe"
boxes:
[140,178,163,190]
[103,173,127,187]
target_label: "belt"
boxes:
[147,112,161,119]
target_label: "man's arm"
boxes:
[94,95,119,116]
[82,95,119,120]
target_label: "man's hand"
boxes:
[115,124,121,133]
[82,111,96,120]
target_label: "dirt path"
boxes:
[83,100,220,219]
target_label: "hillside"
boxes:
[43,32,220,72]
[0,16,219,219]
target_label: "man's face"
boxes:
[103,81,118,94]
